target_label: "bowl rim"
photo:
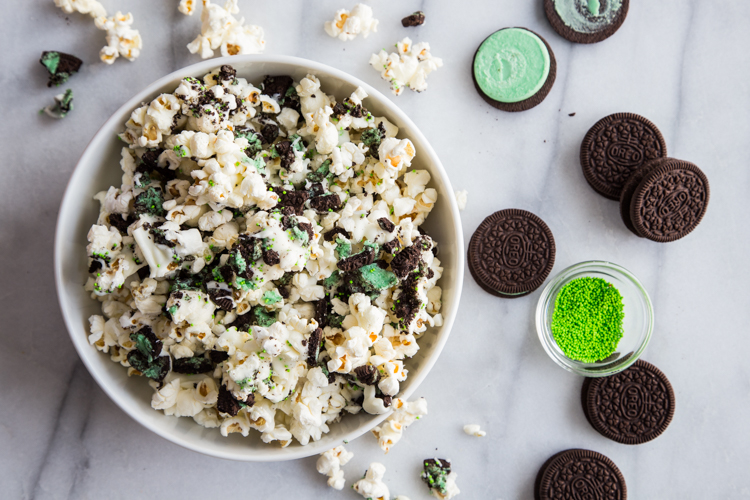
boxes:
[54,54,465,461]
[534,260,654,377]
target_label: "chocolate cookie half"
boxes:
[472,28,557,112]
[582,359,676,444]
[468,209,555,298]
[543,0,630,44]
[580,112,667,200]
[630,159,710,242]
[618,157,669,236]
[535,449,627,500]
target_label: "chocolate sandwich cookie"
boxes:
[618,157,669,236]
[468,209,555,298]
[543,0,630,44]
[582,359,676,444]
[535,449,627,500]
[630,159,710,242]
[472,28,557,112]
[581,113,667,200]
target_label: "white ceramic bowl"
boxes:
[55,55,464,461]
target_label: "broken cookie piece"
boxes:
[40,51,83,87]
[41,89,74,119]
[401,11,426,27]
[421,458,460,499]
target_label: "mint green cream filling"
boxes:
[554,0,623,34]
[473,28,550,103]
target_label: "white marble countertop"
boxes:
[3,0,750,498]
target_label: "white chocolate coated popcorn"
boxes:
[54,0,106,18]
[463,423,486,437]
[371,397,427,452]
[187,0,265,58]
[317,445,353,490]
[369,38,443,96]
[353,462,390,500]
[324,4,379,41]
[95,11,142,64]
[454,190,468,211]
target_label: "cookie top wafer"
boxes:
[544,0,630,44]
[535,449,627,500]
[468,209,555,297]
[630,159,710,242]
[581,113,667,200]
[619,157,670,236]
[583,359,676,444]
[472,28,557,112]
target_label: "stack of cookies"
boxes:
[580,113,710,242]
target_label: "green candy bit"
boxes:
[262,289,282,305]
[133,187,165,217]
[40,51,61,76]
[550,277,625,362]
[358,263,398,291]
[251,306,277,327]
[334,237,351,259]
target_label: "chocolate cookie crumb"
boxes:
[402,11,426,27]
[390,245,421,279]
[217,385,242,416]
[209,350,229,363]
[309,194,342,213]
[172,356,214,374]
[377,217,396,233]
[354,365,379,385]
[306,328,323,367]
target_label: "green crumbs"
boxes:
[550,277,624,362]
[262,290,282,305]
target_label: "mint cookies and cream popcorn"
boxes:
[324,3,379,41]
[83,65,444,447]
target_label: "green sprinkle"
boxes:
[550,277,625,363]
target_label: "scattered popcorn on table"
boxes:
[178,0,197,15]
[53,0,106,18]
[369,38,443,96]
[95,11,143,64]
[372,397,427,453]
[454,190,467,211]
[317,445,354,490]
[354,462,390,500]
[324,3,378,41]
[421,459,460,499]
[187,0,265,58]
[463,424,486,437]
[41,89,74,119]
[83,65,445,447]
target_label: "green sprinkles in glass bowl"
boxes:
[550,277,624,362]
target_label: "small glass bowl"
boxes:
[535,261,654,377]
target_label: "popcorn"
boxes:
[463,424,486,437]
[317,445,353,490]
[353,462,390,500]
[178,0,197,15]
[454,190,468,211]
[187,0,265,59]
[83,66,444,448]
[54,0,106,19]
[369,38,443,96]
[95,12,143,64]
[324,4,379,41]
[371,397,427,452]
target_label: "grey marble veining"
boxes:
[2,0,750,498]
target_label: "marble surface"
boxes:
[2,0,750,498]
